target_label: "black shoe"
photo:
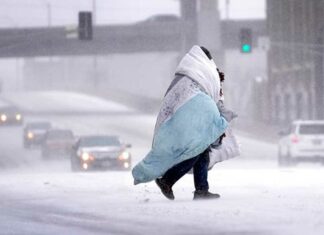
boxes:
[193,190,220,200]
[155,178,175,200]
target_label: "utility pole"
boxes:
[314,27,324,119]
[92,0,98,88]
[225,0,230,20]
[180,0,198,53]
[45,1,52,64]
[92,0,96,25]
[46,2,52,27]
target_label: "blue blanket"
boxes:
[132,92,228,184]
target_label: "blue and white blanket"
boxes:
[132,46,228,185]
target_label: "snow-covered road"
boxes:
[1,164,324,235]
[1,91,324,235]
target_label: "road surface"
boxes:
[0,91,323,235]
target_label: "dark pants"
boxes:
[161,149,210,191]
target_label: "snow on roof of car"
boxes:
[292,120,324,125]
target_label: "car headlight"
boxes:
[16,114,22,121]
[82,163,89,170]
[123,162,130,169]
[27,132,34,139]
[1,114,7,122]
[81,152,90,161]
[118,152,130,161]
[81,152,95,161]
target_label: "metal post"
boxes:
[16,58,19,91]
[47,2,52,27]
[314,28,324,119]
[92,0,96,25]
[226,0,230,19]
[180,0,198,53]
[92,0,97,88]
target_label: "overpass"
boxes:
[0,23,182,58]
[0,0,219,58]
[1,0,234,105]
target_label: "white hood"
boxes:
[175,45,221,102]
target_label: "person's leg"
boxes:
[192,149,220,200]
[156,155,200,200]
[193,149,210,191]
[162,156,199,187]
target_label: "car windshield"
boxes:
[299,124,324,135]
[79,136,121,147]
[47,131,74,139]
[28,123,51,129]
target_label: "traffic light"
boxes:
[239,28,252,53]
[78,12,93,40]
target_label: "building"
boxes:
[220,19,267,122]
[267,0,324,124]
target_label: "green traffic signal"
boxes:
[240,28,252,53]
[242,44,251,53]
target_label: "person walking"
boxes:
[132,45,228,200]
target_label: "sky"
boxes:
[0,0,266,28]
[218,0,266,19]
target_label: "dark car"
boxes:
[141,14,180,23]
[23,122,52,148]
[0,106,23,126]
[70,135,132,172]
[41,129,75,159]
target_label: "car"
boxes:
[70,135,132,172]
[0,105,23,126]
[41,129,75,159]
[278,120,324,166]
[143,14,180,23]
[136,14,180,25]
[23,122,52,148]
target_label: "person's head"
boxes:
[200,46,213,60]
[175,45,221,102]
[200,46,225,82]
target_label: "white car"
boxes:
[278,120,324,166]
